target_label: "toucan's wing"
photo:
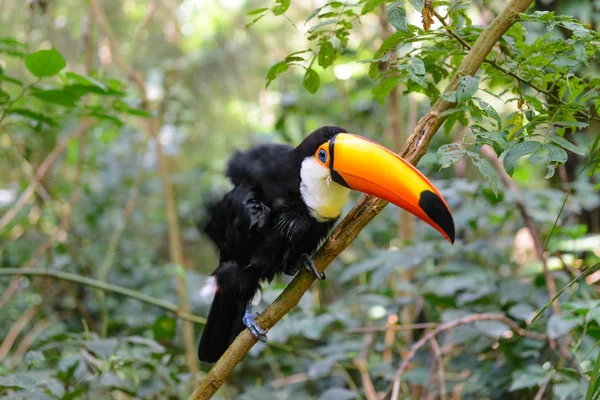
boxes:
[201,185,271,260]
[226,143,300,201]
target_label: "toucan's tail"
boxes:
[198,291,246,363]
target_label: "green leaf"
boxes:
[553,120,588,129]
[386,3,408,32]
[408,0,424,11]
[372,76,401,103]
[467,151,500,196]
[439,105,468,117]
[374,31,410,58]
[9,108,58,126]
[406,57,427,87]
[30,89,79,107]
[86,338,119,360]
[0,89,9,103]
[456,76,479,103]
[473,97,501,129]
[266,61,289,87]
[529,143,568,179]
[318,41,336,68]
[306,6,324,23]
[437,143,466,168]
[585,348,600,400]
[152,316,176,340]
[361,0,388,15]
[302,68,320,94]
[308,19,337,33]
[546,314,580,339]
[474,130,508,153]
[247,7,268,15]
[549,135,585,155]
[509,365,548,391]
[25,47,67,78]
[503,141,542,176]
[273,0,290,15]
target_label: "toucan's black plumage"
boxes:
[197,126,455,363]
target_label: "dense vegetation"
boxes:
[1,0,599,399]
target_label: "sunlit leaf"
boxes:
[456,76,479,103]
[247,7,268,15]
[273,0,290,15]
[318,41,336,68]
[265,62,289,88]
[302,68,320,94]
[30,88,79,107]
[409,0,424,11]
[361,0,389,15]
[549,135,585,155]
[503,141,541,176]
[386,3,408,32]
[25,47,67,78]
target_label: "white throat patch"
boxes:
[300,157,350,221]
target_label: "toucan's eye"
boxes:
[318,149,327,163]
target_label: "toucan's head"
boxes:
[295,126,455,243]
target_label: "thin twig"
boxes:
[0,306,39,362]
[481,145,560,315]
[429,337,447,400]
[0,120,94,232]
[353,333,380,400]
[0,128,90,311]
[10,313,65,367]
[0,268,206,325]
[389,313,547,400]
[433,9,600,124]
[347,321,438,334]
[533,373,552,400]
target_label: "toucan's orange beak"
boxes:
[315,133,455,243]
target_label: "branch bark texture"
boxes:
[190,0,533,398]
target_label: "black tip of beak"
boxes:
[418,190,455,244]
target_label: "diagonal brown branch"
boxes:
[189,0,534,398]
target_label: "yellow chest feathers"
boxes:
[300,157,350,221]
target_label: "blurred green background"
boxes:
[1,0,600,399]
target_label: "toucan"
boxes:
[197,126,454,363]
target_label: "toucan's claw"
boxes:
[243,307,268,342]
[301,253,325,280]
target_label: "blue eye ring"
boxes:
[318,149,327,163]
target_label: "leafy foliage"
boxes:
[1,1,600,399]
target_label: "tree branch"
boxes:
[189,0,534,398]
[0,268,207,325]
[389,313,546,400]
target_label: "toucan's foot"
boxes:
[301,253,325,280]
[243,307,268,343]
